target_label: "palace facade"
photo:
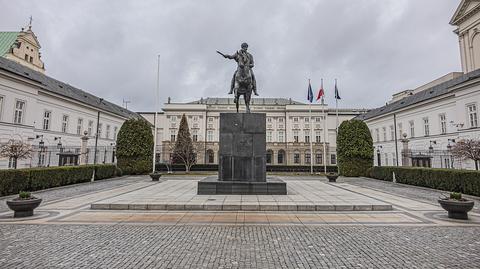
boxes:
[139,98,366,166]
[358,0,480,170]
[0,25,137,169]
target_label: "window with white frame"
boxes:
[77,118,83,135]
[409,121,415,137]
[43,111,51,130]
[97,123,102,138]
[207,130,214,142]
[279,118,284,123]
[384,153,389,166]
[293,117,299,122]
[8,157,16,168]
[467,104,478,128]
[304,117,309,123]
[278,130,284,142]
[331,154,337,165]
[88,120,94,135]
[192,129,198,142]
[61,115,69,133]
[375,129,380,142]
[423,117,429,136]
[293,130,299,143]
[439,114,447,134]
[398,123,403,138]
[267,130,273,142]
[293,152,300,164]
[171,116,177,122]
[106,125,111,139]
[315,130,321,143]
[389,125,394,141]
[392,153,396,166]
[382,127,387,142]
[304,130,310,143]
[170,129,176,141]
[14,100,25,124]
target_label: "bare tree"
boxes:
[451,139,480,170]
[172,114,198,173]
[0,140,33,169]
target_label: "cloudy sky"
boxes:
[0,0,461,111]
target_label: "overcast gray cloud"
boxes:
[0,0,460,111]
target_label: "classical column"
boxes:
[80,131,89,165]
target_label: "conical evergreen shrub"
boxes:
[173,114,196,172]
[337,119,373,177]
[116,118,153,175]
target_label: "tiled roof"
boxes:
[356,68,480,121]
[187,97,305,105]
[0,32,19,56]
[0,57,138,119]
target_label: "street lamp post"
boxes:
[92,98,103,182]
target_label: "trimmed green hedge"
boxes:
[371,166,480,197]
[0,164,118,196]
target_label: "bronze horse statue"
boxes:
[217,43,257,113]
[231,53,253,113]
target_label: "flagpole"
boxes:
[335,79,339,134]
[308,79,313,175]
[152,55,160,173]
[321,79,327,175]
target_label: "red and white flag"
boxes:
[317,80,325,101]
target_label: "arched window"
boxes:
[266,149,273,164]
[293,151,301,164]
[315,150,323,164]
[206,149,214,164]
[277,149,285,164]
[305,150,311,165]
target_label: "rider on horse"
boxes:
[221,43,258,96]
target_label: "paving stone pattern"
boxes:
[91,179,392,211]
[341,177,480,213]
[0,224,479,269]
[0,176,144,213]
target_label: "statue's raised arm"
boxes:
[216,50,235,59]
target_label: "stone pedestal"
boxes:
[198,113,287,195]
[219,113,266,182]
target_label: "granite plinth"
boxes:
[218,113,266,182]
[198,176,287,195]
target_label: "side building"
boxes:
[139,98,366,167]
[357,0,480,170]
[0,26,138,169]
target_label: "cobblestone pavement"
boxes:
[0,224,479,269]
[341,177,480,213]
[0,175,146,213]
[1,175,480,268]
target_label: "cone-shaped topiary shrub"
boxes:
[337,119,373,177]
[116,118,153,175]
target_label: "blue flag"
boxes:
[334,81,341,100]
[307,81,314,103]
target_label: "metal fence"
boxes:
[2,145,116,169]
[401,149,469,169]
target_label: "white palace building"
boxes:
[358,0,480,170]
[140,98,366,167]
[0,24,137,169]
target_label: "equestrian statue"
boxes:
[217,42,258,113]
